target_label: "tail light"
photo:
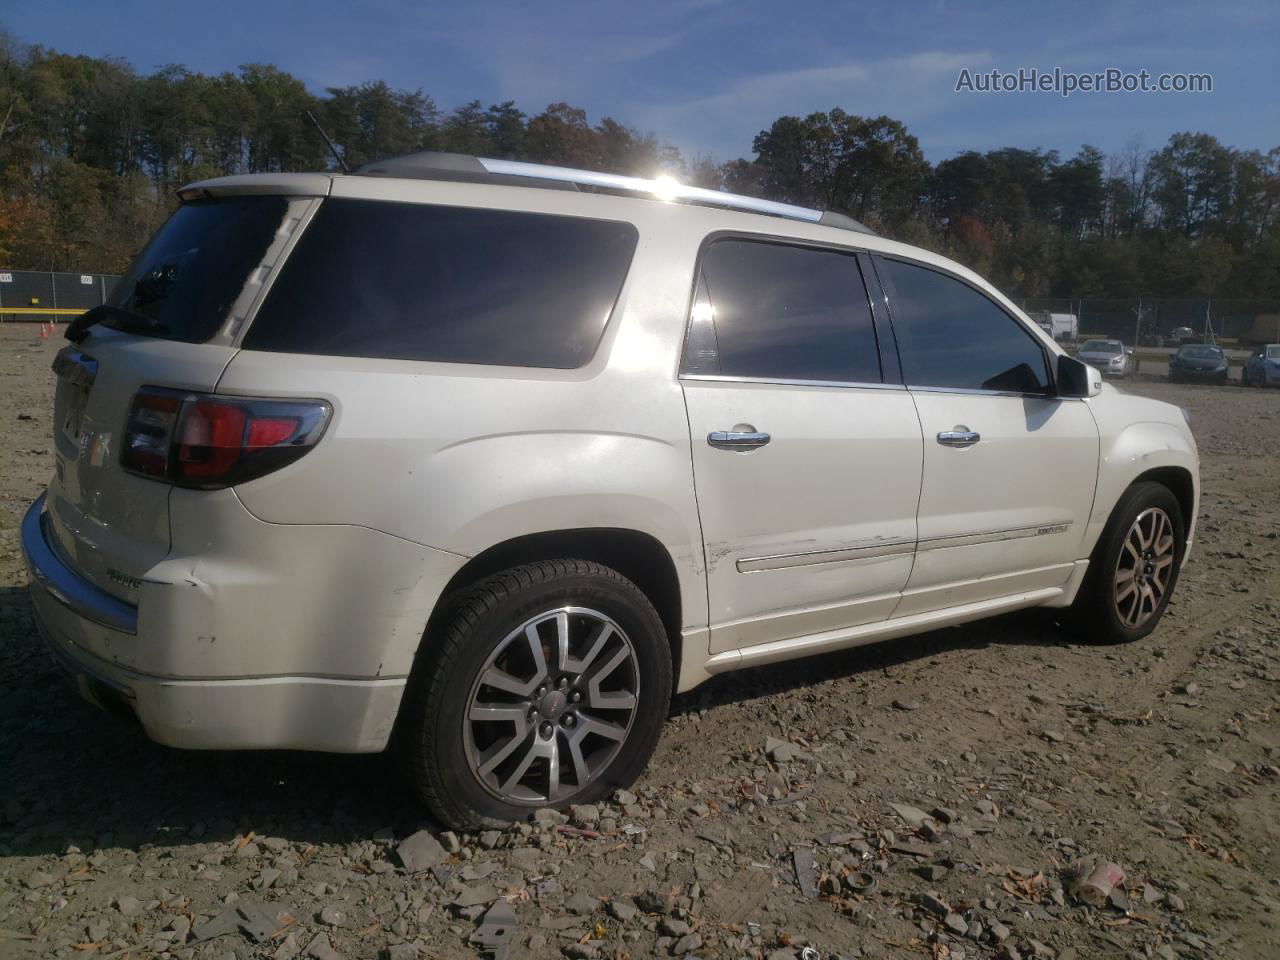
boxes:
[122,387,331,488]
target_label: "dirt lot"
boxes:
[1,325,1277,960]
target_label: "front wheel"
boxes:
[397,559,672,830]
[1069,481,1186,644]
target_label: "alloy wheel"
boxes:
[1113,507,1176,628]
[462,607,640,805]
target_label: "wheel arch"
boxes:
[1082,417,1200,564]
[1131,466,1195,533]
[417,527,685,681]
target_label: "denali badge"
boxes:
[107,568,143,590]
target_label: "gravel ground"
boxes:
[1,325,1278,960]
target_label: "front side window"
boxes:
[245,198,638,368]
[879,258,1051,394]
[682,238,882,384]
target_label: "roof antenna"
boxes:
[304,109,349,174]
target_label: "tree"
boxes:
[320,81,437,168]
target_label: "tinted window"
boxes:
[107,197,289,343]
[880,259,1050,393]
[1081,340,1122,354]
[1180,345,1222,359]
[683,239,881,383]
[245,199,638,368]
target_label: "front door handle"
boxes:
[708,430,771,450]
[937,427,980,447]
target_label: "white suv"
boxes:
[23,153,1199,829]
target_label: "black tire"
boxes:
[397,559,672,830]
[1070,481,1186,644]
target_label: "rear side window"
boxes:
[106,197,289,343]
[682,239,882,383]
[879,258,1051,394]
[244,199,638,368]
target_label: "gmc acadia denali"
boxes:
[22,153,1199,828]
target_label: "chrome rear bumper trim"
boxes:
[21,493,139,635]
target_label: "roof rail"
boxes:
[353,151,876,235]
[478,159,875,235]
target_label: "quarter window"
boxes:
[245,198,638,368]
[879,258,1051,394]
[682,239,882,384]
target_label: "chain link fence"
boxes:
[1018,297,1280,348]
[0,270,121,319]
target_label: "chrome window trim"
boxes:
[736,521,1073,573]
[905,383,1062,400]
[680,373,907,392]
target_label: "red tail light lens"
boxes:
[122,388,331,488]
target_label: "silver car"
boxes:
[1077,339,1131,377]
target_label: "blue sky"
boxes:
[6,0,1277,164]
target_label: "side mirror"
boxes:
[1125,347,1134,355]
[1057,354,1102,398]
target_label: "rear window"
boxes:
[244,198,638,368]
[105,197,289,343]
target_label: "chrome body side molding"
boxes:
[737,521,1073,573]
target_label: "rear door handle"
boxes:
[708,430,771,450]
[937,428,980,448]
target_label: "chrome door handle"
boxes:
[708,430,771,450]
[937,428,980,447]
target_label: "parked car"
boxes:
[1077,339,1131,377]
[1165,326,1195,346]
[1028,311,1077,341]
[1168,344,1229,384]
[22,152,1200,829]
[1243,344,1280,387]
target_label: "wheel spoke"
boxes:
[524,624,550,683]
[552,611,571,674]
[573,715,628,743]
[498,735,541,794]
[1123,538,1142,564]
[480,666,538,698]
[563,621,613,674]
[470,702,528,723]
[477,726,531,777]
[545,734,565,801]
[566,736,590,788]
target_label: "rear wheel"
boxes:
[1070,482,1185,644]
[397,559,672,830]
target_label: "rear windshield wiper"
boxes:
[66,304,171,343]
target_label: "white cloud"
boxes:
[630,49,994,159]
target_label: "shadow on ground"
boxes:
[0,583,1073,859]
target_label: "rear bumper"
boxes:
[21,493,412,753]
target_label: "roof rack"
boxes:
[353,151,875,235]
